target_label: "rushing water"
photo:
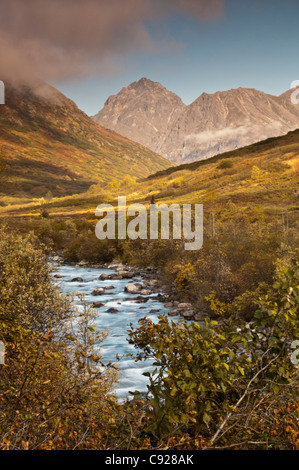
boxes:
[51,262,181,399]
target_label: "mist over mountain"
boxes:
[93,78,299,164]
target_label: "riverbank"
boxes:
[50,256,196,398]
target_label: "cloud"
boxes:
[169,0,225,20]
[185,121,284,146]
[0,0,225,83]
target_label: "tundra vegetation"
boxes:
[0,227,298,450]
[0,130,298,449]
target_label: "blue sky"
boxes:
[53,0,299,116]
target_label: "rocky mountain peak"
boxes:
[93,80,299,164]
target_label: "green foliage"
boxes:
[128,260,299,449]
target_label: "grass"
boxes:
[1,128,298,223]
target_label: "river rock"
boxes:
[125,284,142,294]
[91,288,105,296]
[78,260,89,266]
[99,273,109,280]
[164,302,174,308]
[54,274,63,278]
[181,310,195,319]
[106,307,119,313]
[168,309,180,316]
[110,275,123,280]
[140,289,152,296]
[104,285,115,290]
[118,270,135,279]
[91,302,105,308]
[108,261,124,269]
[135,296,150,303]
[177,303,193,310]
[71,277,83,282]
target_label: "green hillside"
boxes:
[5,127,298,218]
[140,128,299,209]
[0,81,170,200]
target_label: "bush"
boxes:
[217,159,233,169]
[0,228,125,449]
[128,261,299,449]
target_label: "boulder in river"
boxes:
[125,284,142,294]
[168,309,181,316]
[181,310,195,319]
[91,302,105,308]
[104,285,115,290]
[71,277,83,282]
[108,261,124,270]
[99,273,109,280]
[54,274,63,279]
[177,303,193,310]
[106,307,119,313]
[118,271,135,279]
[110,275,123,280]
[135,297,149,303]
[78,260,89,266]
[140,289,152,296]
[91,288,105,296]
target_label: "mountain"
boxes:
[0,81,170,198]
[93,77,185,158]
[93,79,299,164]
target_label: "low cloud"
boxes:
[185,121,284,147]
[0,0,225,83]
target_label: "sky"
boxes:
[1,0,299,115]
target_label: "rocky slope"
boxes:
[0,80,170,198]
[93,79,299,164]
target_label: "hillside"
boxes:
[130,129,299,217]
[93,78,299,164]
[0,81,170,200]
[3,128,298,218]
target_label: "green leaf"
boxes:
[203,412,211,425]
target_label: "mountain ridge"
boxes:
[0,80,170,199]
[93,78,299,164]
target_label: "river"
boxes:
[51,261,182,399]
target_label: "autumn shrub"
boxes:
[128,260,299,449]
[0,228,134,449]
[217,159,233,169]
